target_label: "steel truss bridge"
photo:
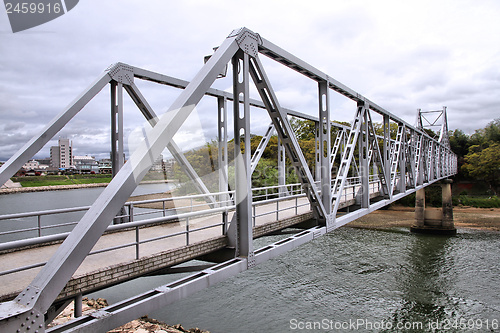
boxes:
[0,28,457,332]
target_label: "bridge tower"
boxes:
[411,107,456,235]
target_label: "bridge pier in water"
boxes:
[411,179,456,235]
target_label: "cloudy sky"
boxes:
[0,0,499,162]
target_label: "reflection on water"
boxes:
[88,227,499,332]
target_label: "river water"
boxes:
[1,187,499,332]
[0,183,173,242]
[89,227,500,332]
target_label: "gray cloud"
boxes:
[1,0,499,163]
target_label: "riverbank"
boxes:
[347,205,500,232]
[0,182,108,194]
[0,180,173,195]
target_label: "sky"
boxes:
[0,0,499,162]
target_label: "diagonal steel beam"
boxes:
[250,122,275,174]
[331,102,366,215]
[1,34,239,325]
[365,110,390,197]
[248,56,328,221]
[0,72,111,187]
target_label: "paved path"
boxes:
[0,196,312,300]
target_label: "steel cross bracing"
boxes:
[0,27,457,332]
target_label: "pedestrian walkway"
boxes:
[0,196,312,302]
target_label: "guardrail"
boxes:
[0,178,384,278]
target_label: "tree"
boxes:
[290,117,316,141]
[462,142,500,194]
[449,129,470,158]
[469,118,500,148]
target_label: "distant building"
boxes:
[98,158,113,174]
[22,159,40,170]
[50,138,73,169]
[35,158,51,167]
[150,154,165,172]
[74,155,99,173]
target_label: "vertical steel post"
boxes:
[111,81,127,224]
[217,98,228,190]
[218,96,229,233]
[278,136,286,197]
[428,142,435,181]
[111,81,124,177]
[232,50,253,262]
[358,108,369,208]
[398,126,407,193]
[74,293,82,318]
[314,122,321,182]
[318,81,332,217]
[383,114,391,198]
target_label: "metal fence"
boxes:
[0,178,384,277]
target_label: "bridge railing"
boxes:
[0,176,386,246]
[0,176,388,278]
[0,182,312,276]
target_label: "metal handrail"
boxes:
[0,185,312,277]
[0,178,386,277]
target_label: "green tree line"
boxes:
[170,117,500,197]
[450,118,500,194]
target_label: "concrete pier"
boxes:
[411,179,457,235]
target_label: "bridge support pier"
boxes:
[411,179,456,235]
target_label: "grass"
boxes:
[11,174,112,187]
[453,195,500,208]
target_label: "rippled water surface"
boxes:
[92,227,500,332]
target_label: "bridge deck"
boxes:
[0,196,314,302]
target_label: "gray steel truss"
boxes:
[0,27,457,332]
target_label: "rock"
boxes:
[49,297,210,333]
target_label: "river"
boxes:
[0,183,174,242]
[1,187,499,332]
[89,227,499,332]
